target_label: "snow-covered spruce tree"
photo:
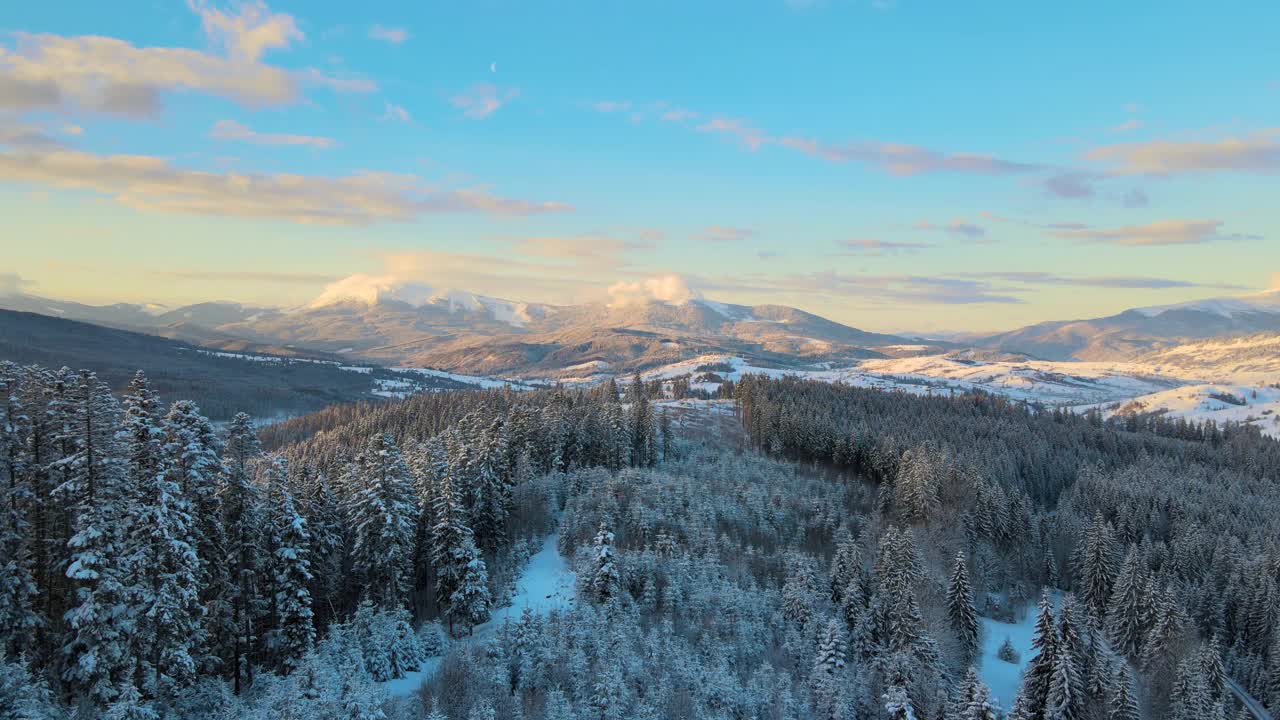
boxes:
[1017,593,1059,720]
[1074,513,1116,620]
[122,371,202,697]
[0,362,39,659]
[947,550,980,656]
[220,412,264,694]
[103,680,160,720]
[468,418,511,551]
[343,434,416,609]
[953,668,997,720]
[589,521,619,605]
[627,372,653,467]
[812,617,847,720]
[828,526,860,605]
[1105,545,1150,660]
[161,400,227,674]
[1044,629,1082,720]
[262,458,315,673]
[1107,667,1140,720]
[431,472,489,634]
[894,444,942,524]
[59,370,134,704]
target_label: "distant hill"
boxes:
[978,290,1280,361]
[0,309,477,421]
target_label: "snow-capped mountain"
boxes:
[980,289,1280,361]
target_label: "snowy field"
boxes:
[977,591,1062,709]
[382,532,576,699]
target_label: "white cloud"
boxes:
[0,146,572,224]
[382,102,411,123]
[0,272,31,296]
[607,274,700,307]
[368,25,410,45]
[0,3,373,118]
[450,84,519,120]
[188,0,301,62]
[1046,219,1261,246]
[209,119,335,148]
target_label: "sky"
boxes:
[1,0,1278,333]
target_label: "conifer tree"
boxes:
[0,363,38,658]
[1018,593,1059,719]
[220,412,264,694]
[431,473,488,634]
[947,551,980,656]
[60,370,133,703]
[1107,667,1140,720]
[344,434,416,609]
[1106,545,1150,660]
[263,460,315,673]
[162,400,227,674]
[589,521,619,604]
[1076,514,1116,620]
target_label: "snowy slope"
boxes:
[1096,384,1280,438]
[382,532,575,698]
[632,353,1188,407]
[1134,333,1280,383]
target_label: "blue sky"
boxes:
[1,0,1277,332]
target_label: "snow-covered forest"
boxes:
[3,361,1280,719]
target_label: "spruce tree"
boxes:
[1076,514,1116,620]
[220,412,264,694]
[60,370,133,703]
[263,460,315,673]
[947,551,980,656]
[344,434,417,609]
[1107,667,1140,720]
[590,521,619,605]
[161,400,227,674]
[0,363,38,658]
[1106,545,1149,660]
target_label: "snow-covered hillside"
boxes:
[1096,384,1280,438]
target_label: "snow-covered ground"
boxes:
[382,532,576,699]
[977,591,1062,710]
[1087,383,1280,438]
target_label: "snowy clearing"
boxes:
[977,591,1062,709]
[382,532,576,699]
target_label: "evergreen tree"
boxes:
[59,370,133,703]
[947,551,980,656]
[1018,593,1059,720]
[1105,545,1150,660]
[220,413,264,694]
[431,473,488,634]
[589,521,619,605]
[161,400,227,674]
[343,434,416,609]
[1076,514,1116,620]
[1107,667,1139,720]
[263,460,315,673]
[121,371,202,696]
[1044,633,1082,720]
[955,668,997,720]
[0,363,39,658]
[628,372,653,467]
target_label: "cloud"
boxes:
[0,122,68,150]
[1110,118,1143,133]
[1085,130,1280,175]
[502,233,654,266]
[451,84,519,120]
[209,119,335,148]
[382,102,411,123]
[159,269,341,284]
[0,5,373,118]
[1046,219,1261,246]
[915,218,987,240]
[778,136,1041,176]
[768,272,1023,305]
[0,272,31,296]
[368,25,410,45]
[188,0,301,62]
[954,271,1239,290]
[699,225,756,243]
[607,274,700,307]
[696,117,769,151]
[589,100,632,114]
[0,146,572,224]
[1043,171,1098,199]
[837,238,933,256]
